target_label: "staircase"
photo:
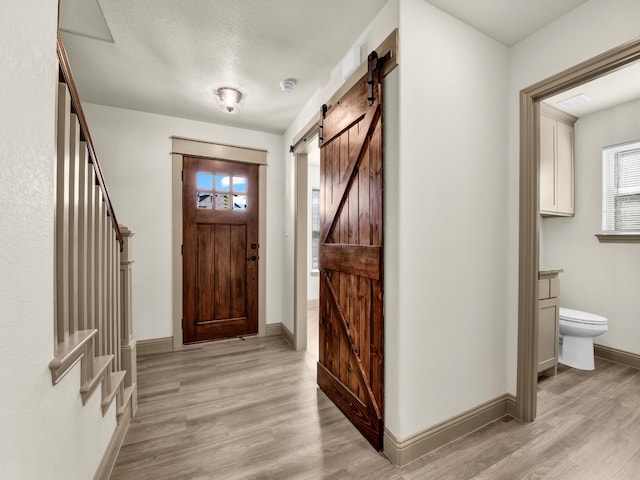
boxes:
[49,33,137,478]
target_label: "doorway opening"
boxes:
[171,137,268,350]
[516,38,640,421]
[293,135,321,368]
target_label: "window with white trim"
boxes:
[602,140,640,232]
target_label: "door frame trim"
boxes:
[171,137,268,350]
[293,150,310,351]
[516,37,640,421]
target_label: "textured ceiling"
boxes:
[60,1,599,135]
[60,0,388,134]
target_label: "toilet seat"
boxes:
[559,307,607,326]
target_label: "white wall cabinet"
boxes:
[540,104,577,216]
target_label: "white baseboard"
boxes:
[280,323,294,347]
[595,344,640,370]
[139,326,303,353]
[137,337,173,355]
[383,394,516,466]
[265,322,294,347]
[265,323,282,337]
[93,397,132,480]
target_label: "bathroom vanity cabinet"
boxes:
[538,269,562,375]
[539,104,577,217]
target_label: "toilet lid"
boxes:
[559,307,607,325]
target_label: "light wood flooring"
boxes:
[111,318,640,479]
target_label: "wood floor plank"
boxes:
[542,411,640,480]
[110,317,640,480]
[399,417,551,480]
[468,414,603,480]
[613,448,640,480]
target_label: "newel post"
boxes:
[119,225,137,415]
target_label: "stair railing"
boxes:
[49,33,137,420]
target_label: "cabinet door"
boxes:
[556,121,574,215]
[539,114,556,213]
[538,297,559,373]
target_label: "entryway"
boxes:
[182,156,259,343]
[171,137,268,350]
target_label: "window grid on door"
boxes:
[196,172,248,210]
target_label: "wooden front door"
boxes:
[183,156,259,344]
[317,53,385,450]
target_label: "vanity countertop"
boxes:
[539,267,564,278]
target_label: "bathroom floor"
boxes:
[530,357,640,479]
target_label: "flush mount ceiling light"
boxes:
[214,87,244,114]
[557,93,592,109]
[279,78,297,93]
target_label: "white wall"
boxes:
[387,0,509,439]
[507,0,640,393]
[541,98,640,355]
[307,150,320,301]
[0,2,116,479]
[83,104,286,340]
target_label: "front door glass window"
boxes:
[196,173,248,210]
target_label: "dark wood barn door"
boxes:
[317,53,385,450]
[183,156,259,344]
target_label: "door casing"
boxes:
[517,37,640,421]
[293,148,311,351]
[172,137,268,350]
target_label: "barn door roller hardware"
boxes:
[314,49,390,148]
[318,103,329,143]
[367,50,390,106]
[367,51,379,106]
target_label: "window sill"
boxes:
[595,232,640,243]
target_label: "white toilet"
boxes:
[558,307,608,370]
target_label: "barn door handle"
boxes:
[248,255,257,261]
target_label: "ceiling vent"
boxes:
[557,93,592,109]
